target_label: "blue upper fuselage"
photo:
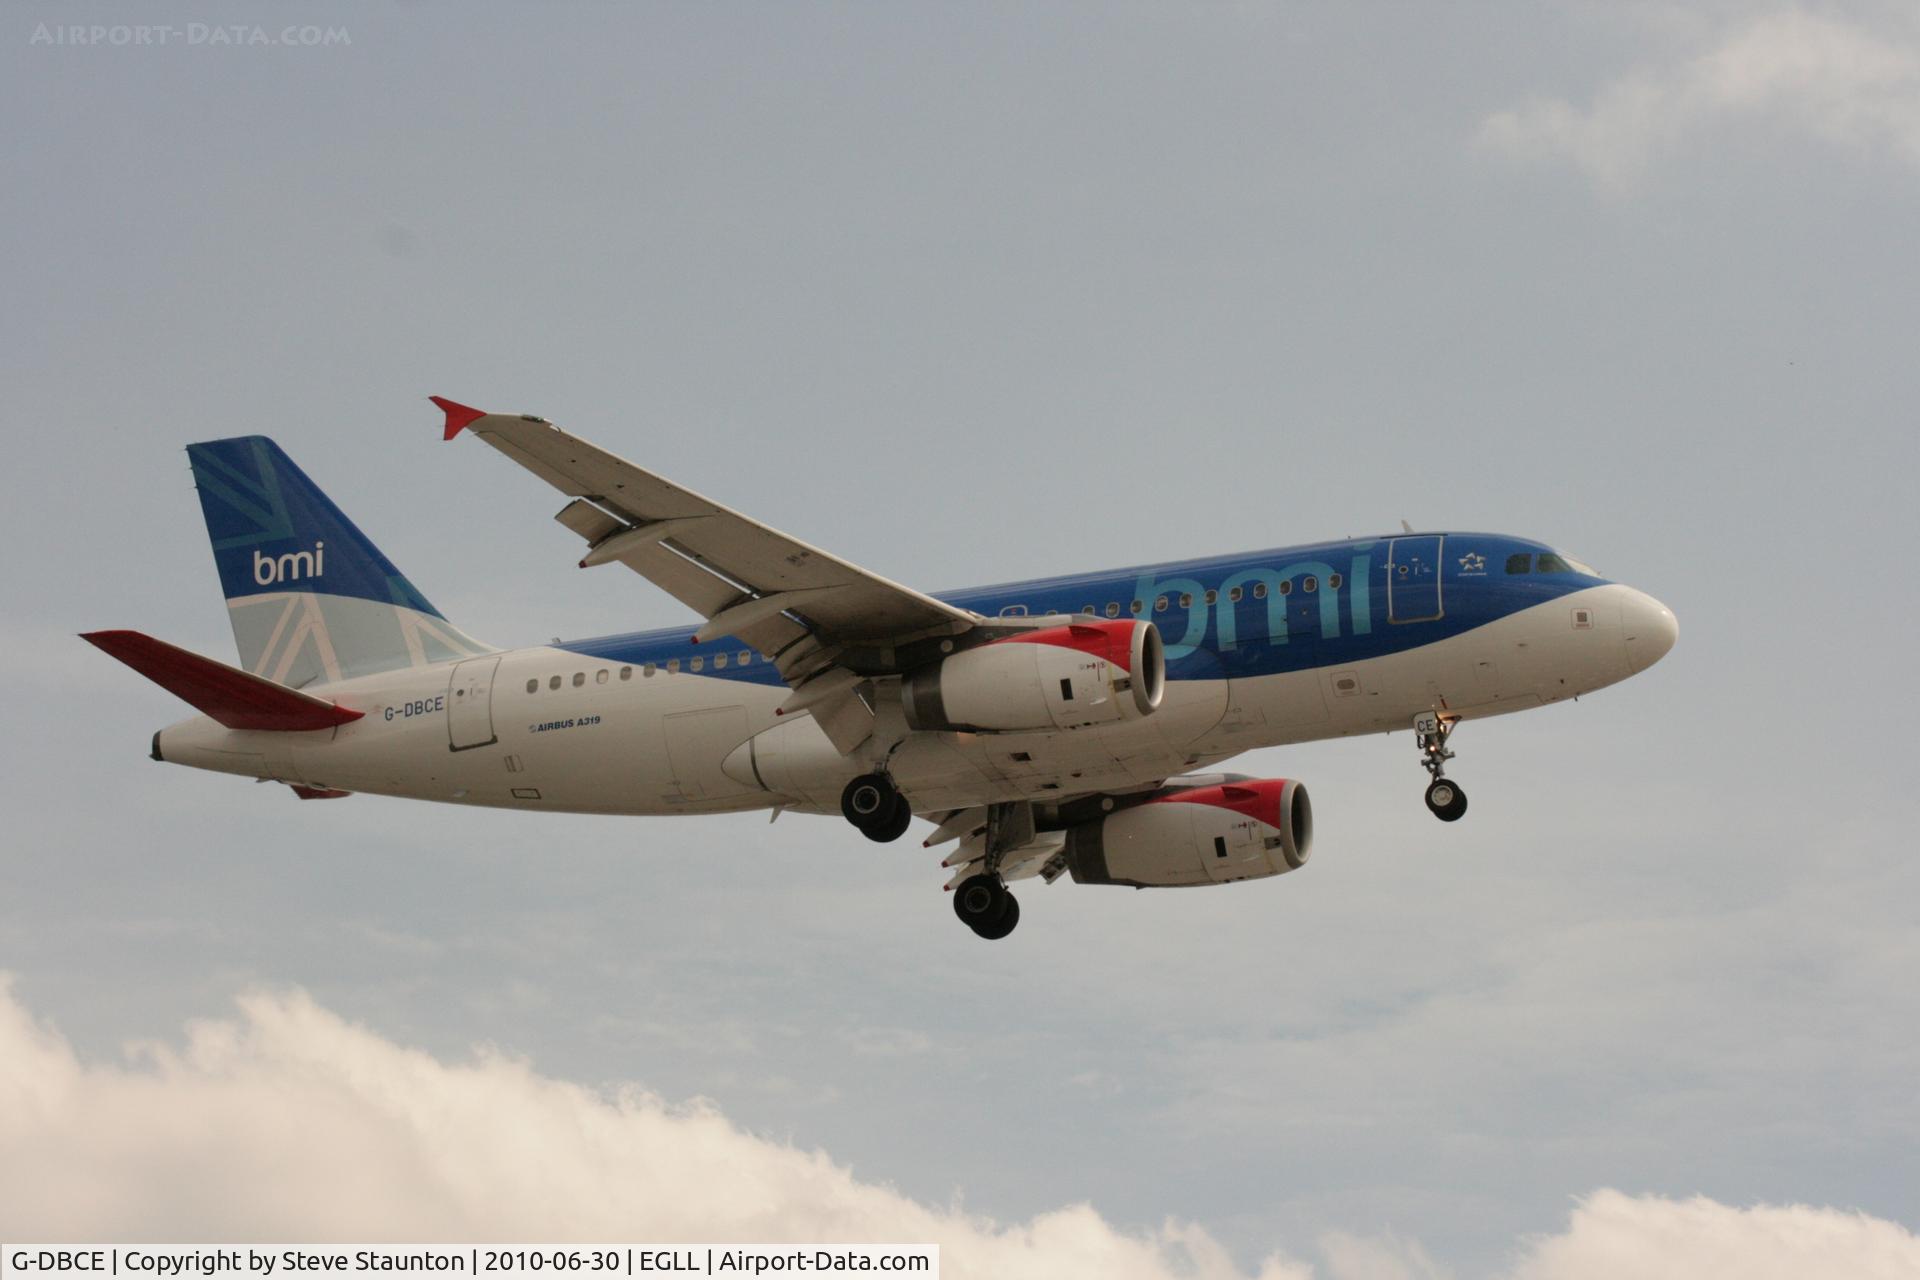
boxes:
[559,533,1610,686]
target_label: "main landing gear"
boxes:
[951,800,1032,940]
[1415,711,1468,822]
[841,773,912,843]
[952,873,1019,940]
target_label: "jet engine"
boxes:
[903,619,1164,733]
[1063,778,1312,887]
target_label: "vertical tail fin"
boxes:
[187,436,490,687]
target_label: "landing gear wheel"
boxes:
[862,792,913,843]
[1413,711,1467,823]
[841,773,897,830]
[1424,778,1468,822]
[953,873,1013,936]
[973,894,1019,940]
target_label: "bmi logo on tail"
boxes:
[252,541,325,586]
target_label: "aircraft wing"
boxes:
[434,398,981,751]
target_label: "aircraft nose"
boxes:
[1620,588,1678,673]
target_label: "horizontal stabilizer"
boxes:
[80,630,364,732]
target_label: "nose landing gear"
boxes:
[1414,711,1468,822]
[841,773,913,843]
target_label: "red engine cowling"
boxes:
[903,619,1165,733]
[1063,778,1312,887]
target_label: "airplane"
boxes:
[83,398,1677,940]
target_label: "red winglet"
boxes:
[291,785,353,800]
[430,395,487,440]
[80,630,364,732]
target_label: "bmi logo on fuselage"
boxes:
[253,541,325,586]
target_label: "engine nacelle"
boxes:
[1063,778,1312,887]
[903,619,1164,733]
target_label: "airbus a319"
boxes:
[85,398,1677,940]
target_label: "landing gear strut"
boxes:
[841,773,912,843]
[1414,711,1468,822]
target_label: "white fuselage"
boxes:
[155,583,1664,817]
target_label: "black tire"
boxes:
[840,773,895,829]
[863,792,913,843]
[973,894,1020,940]
[952,873,1007,929]
[1425,779,1468,822]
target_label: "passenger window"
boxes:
[1228,586,1243,603]
[620,666,632,680]
[1130,599,1142,614]
[714,653,728,669]
[667,659,680,674]
[643,663,657,677]
[999,604,1028,618]
[526,678,538,694]
[1329,573,1342,590]
[1179,593,1192,608]
[1252,582,1267,600]
[1204,589,1217,605]
[548,675,561,690]
[1278,580,1292,596]
[1105,602,1119,618]
[1506,553,1532,574]
[1154,595,1168,613]
[1082,605,1096,615]
[738,650,750,666]
[1537,554,1573,574]
[690,656,704,672]
[595,669,609,684]
[572,672,585,687]
[1303,576,1317,593]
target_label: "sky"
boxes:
[3,1,1918,1275]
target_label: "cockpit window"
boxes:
[1506,553,1531,574]
[1536,553,1573,574]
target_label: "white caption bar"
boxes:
[2,1248,937,1280]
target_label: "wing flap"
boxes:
[807,685,877,754]
[555,498,622,543]
[942,833,1061,889]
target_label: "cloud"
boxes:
[1509,1189,1920,1280]
[2,977,1915,1280]
[1477,8,1920,187]
[0,976,1312,1280]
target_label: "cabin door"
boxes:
[1387,536,1445,623]
[447,656,501,750]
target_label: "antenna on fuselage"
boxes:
[1400,519,1415,534]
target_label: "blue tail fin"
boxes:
[187,436,490,686]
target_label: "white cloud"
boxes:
[0,976,1312,1280]
[1318,1232,1449,1280]
[1508,1189,1920,1280]
[1477,8,1920,187]
[1,978,1915,1280]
